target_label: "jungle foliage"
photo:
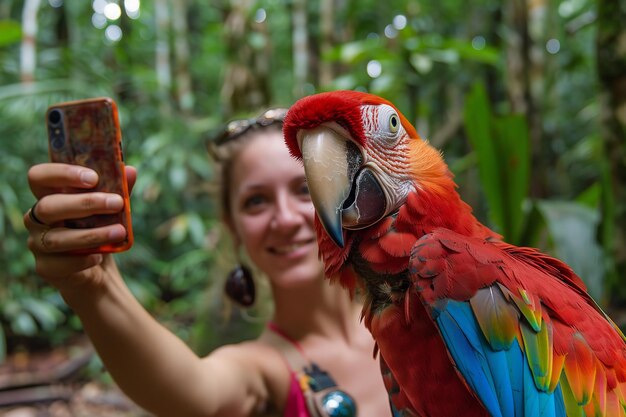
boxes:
[0,0,624,363]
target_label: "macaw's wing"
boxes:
[410,228,626,417]
[379,353,422,417]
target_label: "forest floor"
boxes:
[0,337,148,417]
[0,384,147,417]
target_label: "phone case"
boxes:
[46,97,133,253]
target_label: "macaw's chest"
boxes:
[349,244,490,416]
[347,247,411,314]
[368,290,490,416]
[346,217,424,316]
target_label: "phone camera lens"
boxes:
[51,136,65,150]
[48,109,62,125]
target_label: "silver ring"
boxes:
[29,201,47,226]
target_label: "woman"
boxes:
[23,108,392,417]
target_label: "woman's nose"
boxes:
[271,195,302,229]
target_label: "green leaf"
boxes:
[11,312,37,336]
[0,21,21,47]
[339,40,377,63]
[492,114,530,243]
[169,166,188,190]
[536,200,605,302]
[427,49,460,64]
[576,183,601,208]
[187,213,206,247]
[463,83,502,230]
[409,53,433,74]
[169,215,188,244]
[21,298,64,331]
[464,82,530,243]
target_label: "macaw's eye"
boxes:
[389,114,399,133]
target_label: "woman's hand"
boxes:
[23,163,137,292]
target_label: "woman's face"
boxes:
[228,130,324,287]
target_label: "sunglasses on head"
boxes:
[210,107,288,147]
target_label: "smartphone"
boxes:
[46,97,133,253]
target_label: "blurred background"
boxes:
[0,0,624,415]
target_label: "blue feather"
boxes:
[434,300,568,417]
[522,351,555,417]
[485,345,515,417]
[505,340,525,416]
[553,385,567,417]
[436,301,504,417]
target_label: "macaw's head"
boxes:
[283,90,449,249]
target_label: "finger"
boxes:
[28,163,99,199]
[34,253,104,283]
[26,201,48,228]
[125,165,137,194]
[29,224,128,254]
[25,192,124,228]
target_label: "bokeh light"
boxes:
[472,36,486,50]
[384,24,398,39]
[105,24,123,42]
[393,15,407,31]
[104,2,122,20]
[125,0,140,19]
[254,8,267,23]
[367,60,382,78]
[92,12,107,29]
[92,0,107,14]
[546,39,560,54]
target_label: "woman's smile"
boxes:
[268,238,316,257]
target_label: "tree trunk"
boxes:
[318,0,333,87]
[291,0,308,98]
[172,0,193,113]
[597,0,626,301]
[503,0,546,198]
[0,2,10,18]
[20,0,41,83]
[64,2,80,78]
[155,0,172,113]
[503,0,529,115]
[220,0,270,116]
[526,0,547,192]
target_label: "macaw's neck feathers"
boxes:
[407,136,452,196]
[404,137,500,240]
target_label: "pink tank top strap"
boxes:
[261,322,311,417]
[261,322,358,417]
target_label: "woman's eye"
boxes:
[299,182,310,196]
[243,194,266,209]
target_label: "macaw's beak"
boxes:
[299,126,387,248]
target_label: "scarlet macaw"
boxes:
[282,90,626,417]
